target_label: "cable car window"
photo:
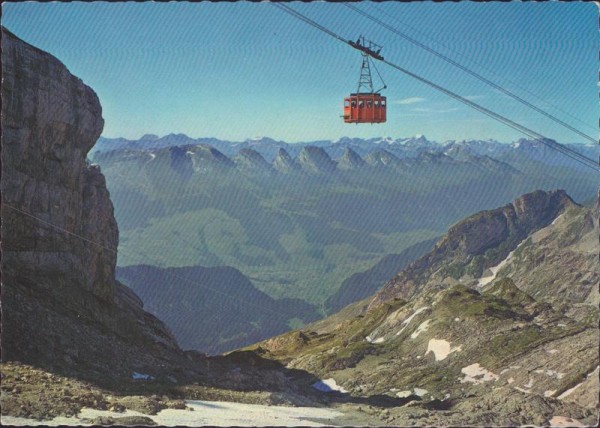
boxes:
[359,100,364,108]
[374,100,379,107]
[351,100,357,107]
[367,100,372,107]
[381,100,386,107]
[344,100,350,107]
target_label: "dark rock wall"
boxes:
[0,28,190,378]
[1,27,116,302]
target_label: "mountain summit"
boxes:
[338,147,367,170]
[372,189,576,306]
[298,146,337,173]
[272,147,300,173]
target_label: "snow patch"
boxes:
[549,416,584,427]
[547,349,559,355]
[1,400,345,427]
[413,388,428,397]
[132,372,154,380]
[534,369,564,380]
[558,382,583,399]
[477,240,527,286]
[514,386,530,394]
[460,363,499,384]
[396,307,428,336]
[551,214,564,226]
[425,339,462,361]
[410,319,431,339]
[544,390,557,397]
[366,336,385,344]
[149,153,156,160]
[395,390,412,398]
[507,377,514,384]
[454,317,460,322]
[312,378,348,394]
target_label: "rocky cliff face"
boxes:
[1,27,116,301]
[185,144,235,173]
[337,148,366,170]
[365,149,400,167]
[370,189,576,306]
[234,148,273,174]
[298,146,337,173]
[272,148,300,173]
[0,28,193,379]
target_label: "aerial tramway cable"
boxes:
[343,3,598,146]
[365,2,598,135]
[272,3,599,173]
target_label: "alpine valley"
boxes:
[92,131,598,353]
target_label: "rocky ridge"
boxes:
[272,147,300,173]
[248,190,598,425]
[233,148,274,175]
[370,189,576,306]
[364,149,402,168]
[297,146,338,174]
[338,147,367,170]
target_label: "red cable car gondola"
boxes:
[343,36,387,124]
[344,93,386,124]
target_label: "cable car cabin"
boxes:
[343,93,386,124]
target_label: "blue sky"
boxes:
[2,1,597,143]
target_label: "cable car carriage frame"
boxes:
[343,36,387,124]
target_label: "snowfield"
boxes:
[1,400,345,427]
[426,339,462,361]
[460,363,499,384]
[410,319,431,339]
[549,415,584,427]
[477,239,528,286]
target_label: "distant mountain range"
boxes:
[92,134,598,172]
[92,133,597,354]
